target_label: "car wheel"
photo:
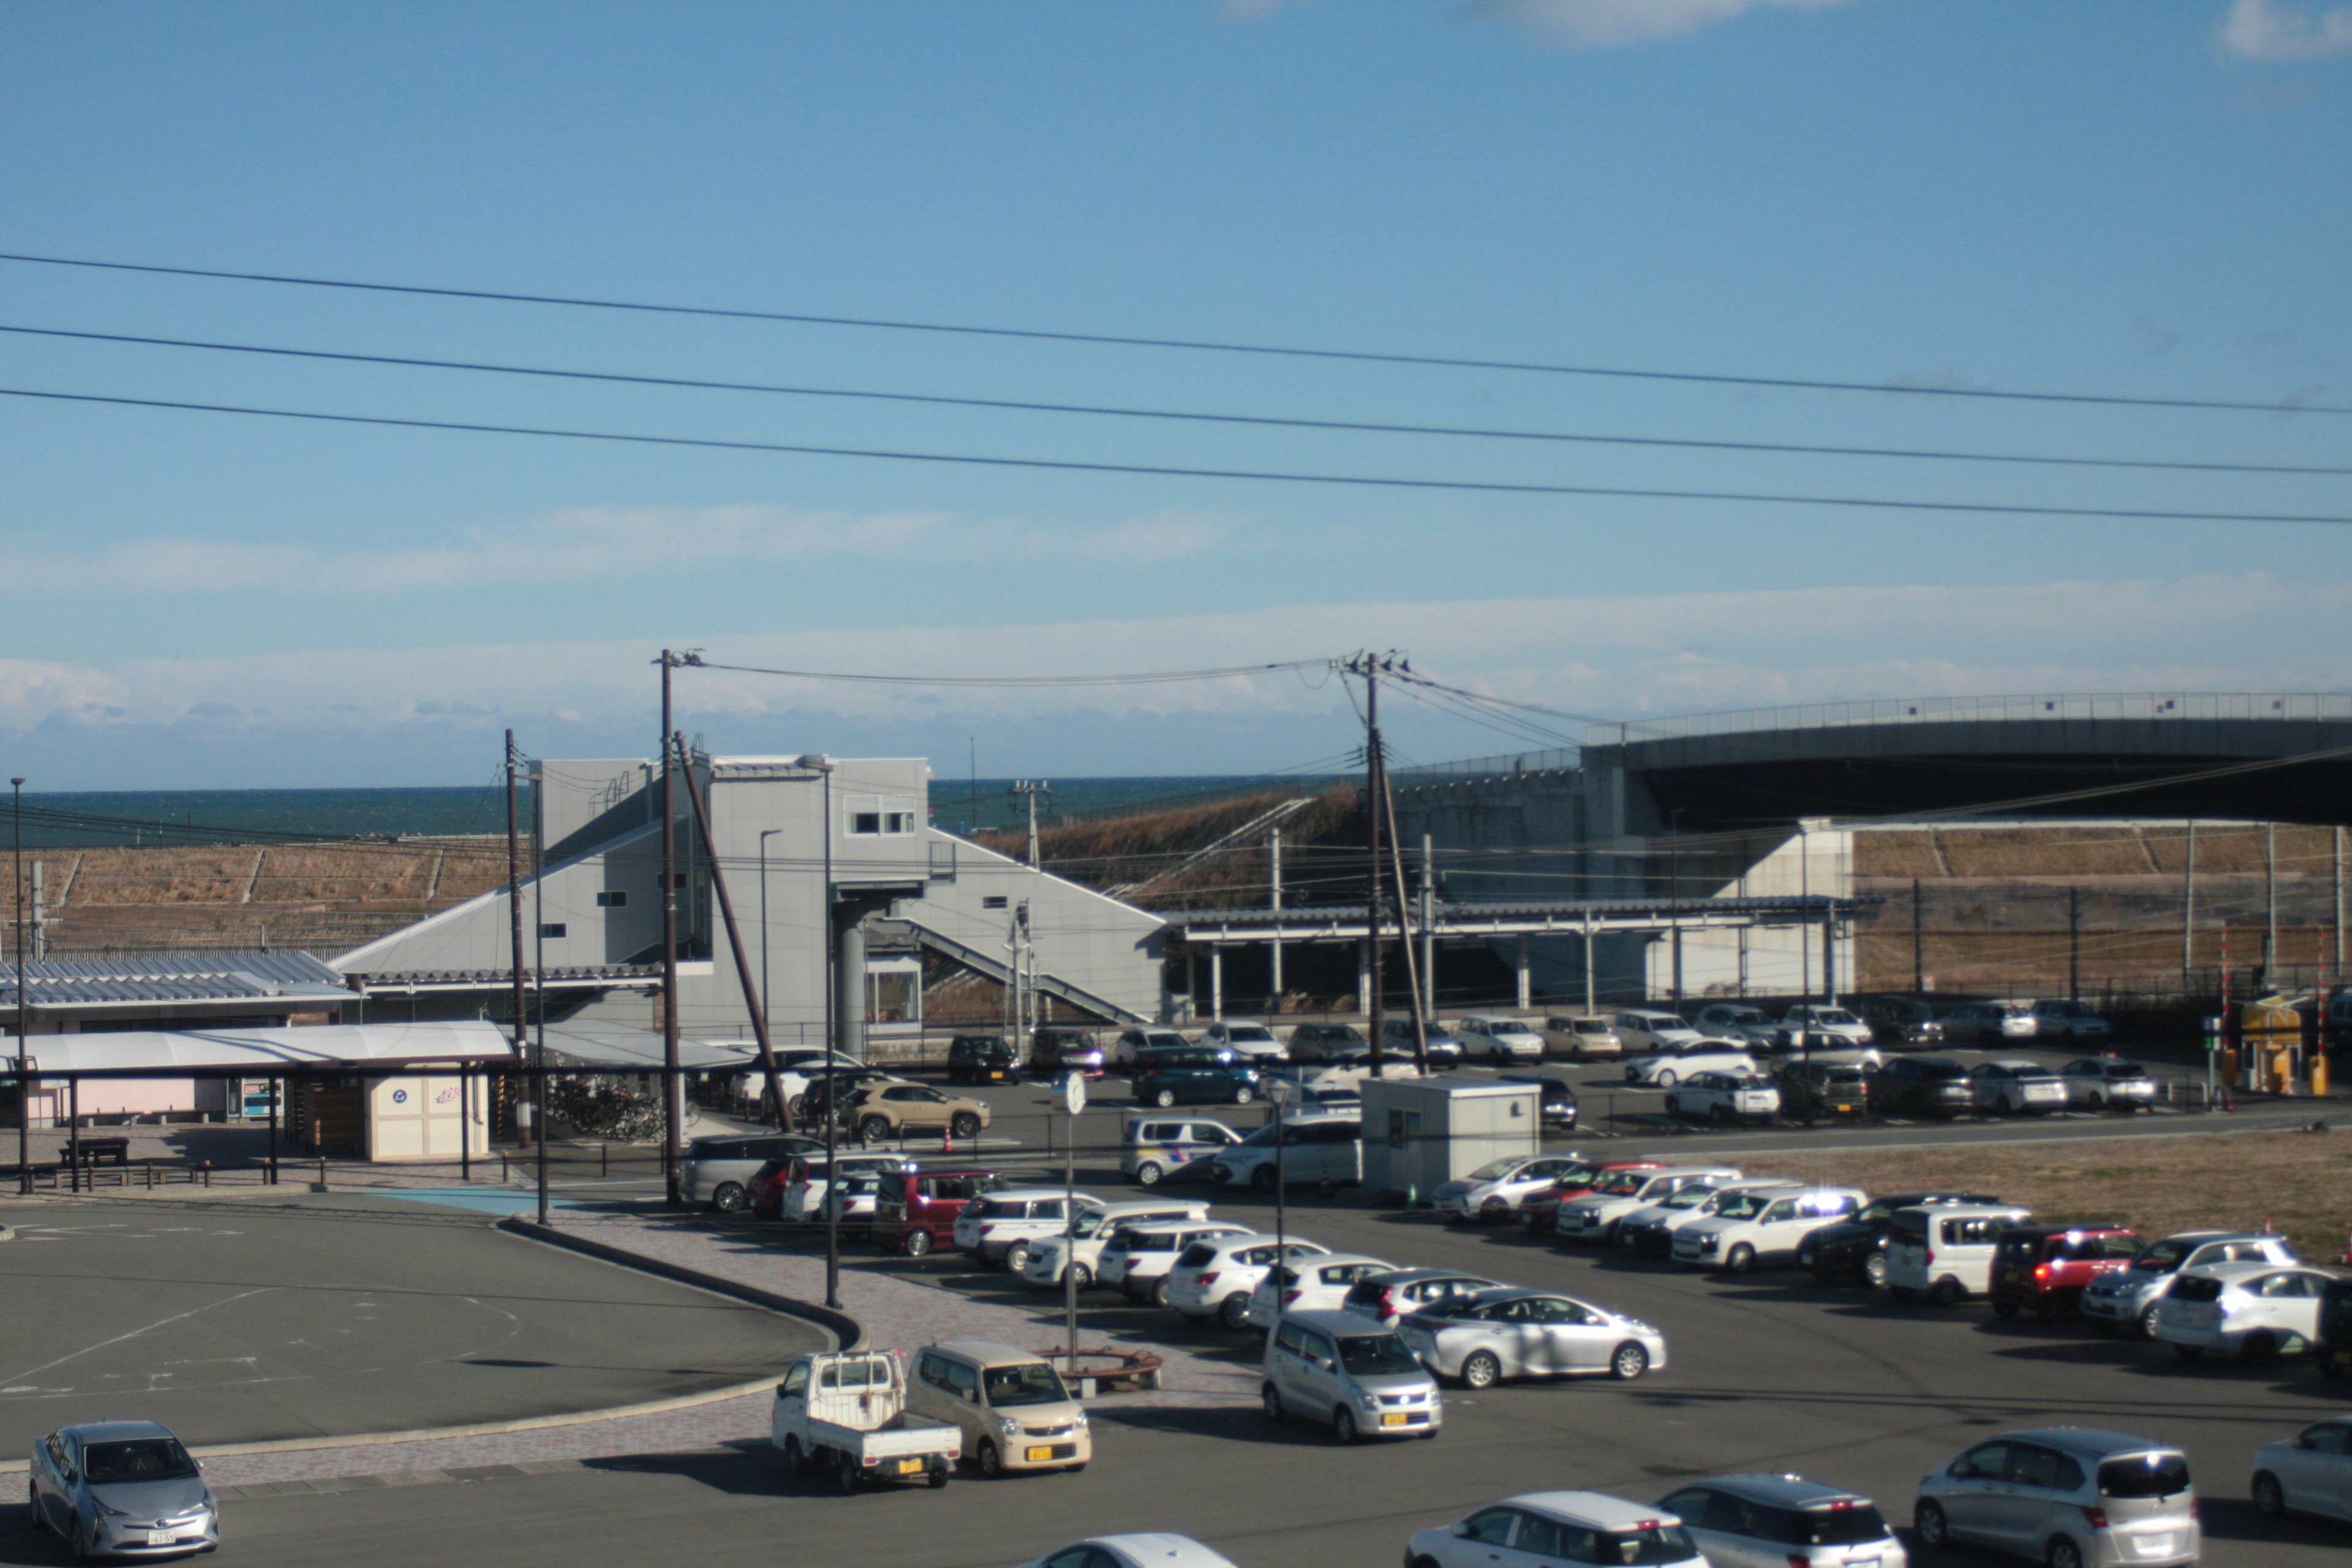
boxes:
[976,1439,1003,1478]
[1461,1351,1502,1390]
[1153,1088,1178,1108]
[2252,1470,2285,1517]
[1004,1242,1034,1275]
[1929,1276,1964,1307]
[781,1435,808,1476]
[928,1463,950,1488]
[1233,1085,1256,1105]
[1994,1301,2021,1319]
[859,1115,893,1144]
[1864,1253,1890,1289]
[1611,1341,1650,1380]
[1219,1294,1253,1332]
[1262,1382,1285,1423]
[1915,1499,1948,1550]
[1134,1161,1164,1186]
[1068,1262,1093,1291]
[712,1181,748,1213]
[2046,1534,2084,1568]
[2242,1330,2279,1365]
[787,1093,807,1118]
[1710,1104,1733,1126]
[902,1228,933,1258]
[949,1111,982,1140]
[1480,1197,1510,1223]
[1333,1406,1359,1444]
[2138,1303,2163,1339]
[2086,1093,2104,1112]
[1656,1070,1679,1087]
[1250,1166,1278,1193]
[1725,1243,1756,1274]
[1151,1278,1172,1308]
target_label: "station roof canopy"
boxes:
[1,1020,515,1078]
[0,949,355,1014]
[1155,894,1865,946]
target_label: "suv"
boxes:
[1519,1159,1665,1236]
[1198,1020,1287,1062]
[1659,1474,1904,1568]
[1776,1006,1875,1052]
[2154,1261,2342,1362]
[1856,995,1945,1049]
[1692,1005,1782,1050]
[2062,1057,2158,1112]
[1545,1015,1623,1058]
[1917,1430,2198,1568]
[1020,1197,1216,1289]
[1029,1027,1107,1080]
[1887,1204,2034,1305]
[681,1132,821,1213]
[1972,1060,2069,1116]
[1130,1046,1261,1108]
[1099,1219,1254,1306]
[872,1164,1048,1257]
[945,1034,1019,1085]
[1456,1017,1546,1063]
[1120,1116,1242,1186]
[1210,1115,1362,1190]
[1673,1188,1864,1273]
[1988,1225,2142,1321]
[2030,999,2113,1041]
[1110,1027,1191,1066]
[841,1083,990,1144]
[2081,1231,2301,1338]
[1286,1022,1366,1063]
[1774,1060,1869,1124]
[1801,1191,2007,1288]
[1939,1000,2038,1042]
[1557,1166,1743,1245]
[1167,1233,1332,1329]
[952,1188,1106,1273]
[1867,1057,1977,1118]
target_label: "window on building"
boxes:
[595,891,628,908]
[982,895,1008,910]
[539,923,568,939]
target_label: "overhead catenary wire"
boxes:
[4,386,2347,527]
[679,654,1328,687]
[5,321,2345,478]
[4,249,2344,417]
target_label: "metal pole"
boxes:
[2183,821,2197,989]
[2266,822,2278,988]
[1420,834,1436,1020]
[459,1063,470,1184]
[2068,886,2082,1003]
[1064,1098,1079,1371]
[1268,826,1283,1003]
[1912,876,1924,995]
[1361,658,1385,1074]
[1582,912,1596,1017]
[11,776,26,1194]
[505,732,530,1158]
[1381,780,1431,1074]
[760,828,782,1076]
[822,763,839,1311]
[67,1077,78,1193]
[658,652,682,1205]
[1273,1092,1286,1322]
[2336,825,2345,977]
[1799,823,1811,1017]
[267,1074,279,1185]
[674,736,791,1131]
[534,784,549,1227]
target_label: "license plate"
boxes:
[144,1532,173,1546]
[2004,1268,2024,1282]
[2132,1535,2174,1556]
[1025,1446,1058,1463]
[896,1457,924,1474]
[1381,1412,1409,1427]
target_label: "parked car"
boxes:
[1673,1188,1864,1273]
[1544,1014,1623,1058]
[952,1187,1107,1272]
[1886,1204,2033,1305]
[2081,1230,2301,1338]
[761,1049,865,1119]
[1098,1219,1254,1306]
[2030,999,2113,1041]
[770,1351,961,1492]
[1286,1022,1367,1063]
[1972,1060,2070,1116]
[1987,1224,2142,1321]
[1914,1429,2198,1568]
[1198,1019,1286,1061]
[1619,1178,1804,1256]
[1776,1005,1875,1051]
[1938,1000,2039,1042]
[771,1150,904,1222]
[1208,1114,1362,1191]
[1455,1016,1547,1062]
[1019,1539,1238,1568]
[1801,1191,2007,1288]
[1019,1196,1217,1289]
[1379,1017,1465,1065]
[1109,1027,1191,1067]
[871,1164,1048,1258]
[1626,1039,1757,1087]
[1518,1158,1665,1236]
[1398,1287,1667,1386]
[1120,1115,1242,1186]
[1341,1267,1504,1329]
[799,1067,910,1128]
[1434,1153,1593,1225]
[1867,1056,1977,1118]
[682,1132,821,1213]
[2325,1275,2352,1378]
[944,1033,1019,1085]
[818,1170,886,1229]
[1262,1310,1441,1442]
[1657,1473,1906,1568]
[2155,1261,2343,1362]
[842,1082,991,1144]
[1856,994,1946,1049]
[1692,1004,1782,1050]
[1613,1009,1706,1053]
[1242,1252,1400,1329]
[1166,1233,1332,1330]
[26,1420,219,1561]
[1662,1071,1781,1125]
[1029,1026,1107,1080]
[1773,1060,1869,1124]
[2061,1057,2160,1112]
[1498,1072,1580,1131]
[2251,1415,2352,1523]
[905,1341,1090,1476]
[1130,1046,1261,1108]
[1409,1493,1705,1568]
[1556,1166,1742,1245]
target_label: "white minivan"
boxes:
[1208,1115,1362,1190]
[952,1188,1106,1273]
[1885,1204,2032,1305]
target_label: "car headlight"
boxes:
[998,1416,1023,1436]
[1073,1411,1088,1428]
[1357,1392,1382,1409]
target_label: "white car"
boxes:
[2155,1261,2340,1363]
[1110,1027,1193,1066]
[2252,1415,2352,1523]
[1455,1016,1546,1062]
[1019,1197,1216,1290]
[1776,1005,1875,1050]
[1972,1060,2071,1115]
[1692,1004,1781,1049]
[1019,1537,1240,1568]
[1886,1203,2032,1305]
[1198,1020,1287,1061]
[2061,1057,2160,1112]
[2081,1231,2300,1337]
[1166,1233,1332,1330]
[1671,1187,1864,1273]
[1433,1153,1591,1225]
[1338,1267,1504,1329]
[1544,1015,1623,1058]
[1625,1040,1757,1087]
[1657,1474,1908,1568]
[1398,1288,1668,1387]
[1098,1219,1255,1306]
[1242,1252,1398,1329]
[1613,1009,1705,1053]
[1617,1178,1806,1255]
[780,1152,904,1222]
[1556,1166,1742,1245]
[1938,1000,2038,1042]
[2030,999,2113,1041]
[1208,1115,1362,1190]
[951,1188,1107,1273]
[1661,1071,1780,1125]
[1409,1493,1704,1568]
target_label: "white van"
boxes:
[1208,1115,1362,1190]
[1885,1204,2032,1305]
[951,1188,1105,1272]
[1613,1009,1703,1052]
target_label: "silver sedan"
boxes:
[1395,1286,1667,1389]
[28,1420,219,1559]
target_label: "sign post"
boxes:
[2203,1016,2222,1111]
[1267,1077,1297,1331]
[1062,1071,1085,1373]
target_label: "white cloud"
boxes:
[1469,0,1865,50]
[2218,0,2352,60]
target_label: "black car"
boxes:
[1498,1071,1579,1131]
[1868,1055,1977,1118]
[945,1033,1018,1085]
[1774,1060,1869,1125]
[1130,1046,1261,1108]
[1801,1190,2005,1287]
[1856,995,1947,1049]
[2321,1275,2352,1378]
[1287,1022,1368,1063]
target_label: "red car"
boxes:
[1988,1223,2141,1320]
[870,1163,1047,1257]
[1517,1158,1665,1235]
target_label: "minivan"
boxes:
[1120,1117,1242,1186]
[1129,1046,1261,1108]
[952,1187,1106,1273]
[871,1164,1050,1258]
[1917,1428,2198,1568]
[1261,1308,1440,1443]
[682,1133,821,1213]
[945,1034,1019,1085]
[905,1341,1090,1476]
[1887,1204,2032,1305]
[1208,1115,1362,1190]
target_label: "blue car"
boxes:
[29,1420,219,1559]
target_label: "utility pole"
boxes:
[2266,822,2278,988]
[2182,820,2197,990]
[505,734,530,1162]
[2068,886,2082,1003]
[29,861,43,963]
[657,650,683,1206]
[12,776,27,1195]
[1011,780,1049,868]
[2336,826,2345,977]
[1268,826,1283,1003]
[1911,876,1924,995]
[1420,834,1436,1022]
[1340,653,1403,1072]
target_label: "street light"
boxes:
[12,776,27,1194]
[793,753,841,1310]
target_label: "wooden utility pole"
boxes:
[1343,654,1399,1071]
[505,731,530,1145]
[658,651,682,1205]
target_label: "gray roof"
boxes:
[0,949,352,1011]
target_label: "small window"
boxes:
[670,872,688,888]
[981,895,1009,909]
[595,891,628,908]
[538,922,568,939]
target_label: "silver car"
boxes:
[1434,1153,1589,1224]
[1261,1308,1441,1442]
[29,1420,219,1560]
[1657,1473,1907,1568]
[1916,1428,2198,1568]
[2080,1230,2299,1337]
[2252,1414,2352,1523]
[680,1131,820,1213]
[1395,1286,1666,1388]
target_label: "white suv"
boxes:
[1199,1020,1287,1061]
[2081,1231,2300,1338]
[1099,1219,1255,1306]
[1019,1197,1216,1290]
[1167,1234,1332,1330]
[1612,1009,1704,1053]
[1455,1017,1546,1063]
[1556,1167,1742,1245]
[1209,1115,1362,1190]
[2154,1262,2340,1363]
[951,1188,1106,1273]
[1240,1253,1398,1329]
[1672,1187,1864,1273]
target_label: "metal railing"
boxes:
[1392,747,1581,788]
[1583,692,2352,748]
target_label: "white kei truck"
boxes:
[770,1351,962,1492]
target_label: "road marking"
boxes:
[0,1287,275,1387]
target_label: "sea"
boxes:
[10,776,1340,848]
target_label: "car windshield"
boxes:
[1336,1333,1421,1375]
[2133,1240,2193,1273]
[1711,1191,1770,1219]
[1602,1526,1700,1564]
[1794,1505,1890,1545]
[982,1363,1071,1408]
[2098,1453,2192,1499]
[1227,1026,1275,1042]
[1815,1010,1859,1025]
[1662,1186,1716,1210]
[81,1439,198,1485]
[1594,1170,1651,1196]
[1469,1158,1529,1182]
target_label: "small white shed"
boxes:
[1359,1076,1542,1198]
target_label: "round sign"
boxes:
[391,1088,409,1104]
[1062,1072,1087,1117]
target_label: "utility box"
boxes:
[1360,1076,1542,1199]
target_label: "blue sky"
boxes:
[1,0,2348,788]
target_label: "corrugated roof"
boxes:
[4,1021,514,1075]
[0,949,353,1009]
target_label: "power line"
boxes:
[680,654,1328,687]
[6,385,2348,526]
[3,249,2342,417]
[7,321,2345,478]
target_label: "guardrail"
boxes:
[1583,692,2352,748]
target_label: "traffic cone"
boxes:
[943,1127,955,1155]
